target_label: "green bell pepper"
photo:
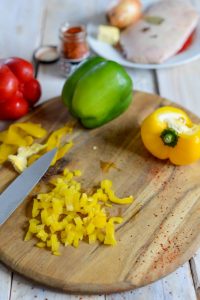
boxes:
[61,56,133,128]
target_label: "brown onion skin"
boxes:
[107,0,142,29]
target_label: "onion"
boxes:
[107,0,142,29]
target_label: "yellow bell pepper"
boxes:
[141,106,200,165]
[45,125,73,166]
[1,123,47,146]
[46,125,72,151]
[0,122,47,165]
[50,141,73,166]
[0,144,18,164]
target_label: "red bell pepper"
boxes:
[0,57,41,120]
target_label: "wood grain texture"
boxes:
[0,91,200,294]
[107,263,197,300]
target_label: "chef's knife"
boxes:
[0,148,56,226]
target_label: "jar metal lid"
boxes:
[59,23,86,36]
[33,45,60,64]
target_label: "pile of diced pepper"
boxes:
[25,168,133,255]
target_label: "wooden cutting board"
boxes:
[0,91,200,294]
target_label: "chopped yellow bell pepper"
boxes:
[101,179,133,204]
[0,122,47,166]
[141,106,200,165]
[3,126,32,147]
[0,130,8,142]
[43,124,73,166]
[0,144,18,164]
[36,242,46,248]
[0,122,73,171]
[25,168,134,255]
[50,141,73,166]
[104,222,116,245]
[27,154,41,166]
[14,123,47,138]
[46,125,72,151]
[2,123,47,146]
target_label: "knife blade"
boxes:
[0,148,56,226]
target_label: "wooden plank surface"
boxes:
[0,0,200,299]
[0,0,46,60]
[0,263,12,300]
[10,274,105,300]
[107,263,196,300]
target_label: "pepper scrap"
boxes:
[8,143,46,173]
[0,122,73,172]
[0,123,47,164]
[141,106,200,165]
[62,56,133,128]
[27,124,73,167]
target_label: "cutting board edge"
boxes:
[0,245,198,295]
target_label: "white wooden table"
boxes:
[1,0,200,299]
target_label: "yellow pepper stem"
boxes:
[160,128,179,147]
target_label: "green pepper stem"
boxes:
[160,128,179,147]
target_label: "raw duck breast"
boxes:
[120,0,199,64]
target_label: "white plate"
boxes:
[88,20,200,69]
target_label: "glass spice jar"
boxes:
[59,23,90,77]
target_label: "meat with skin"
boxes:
[120,0,199,64]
